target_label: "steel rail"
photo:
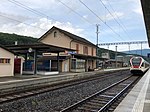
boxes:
[60,75,134,112]
[0,71,128,104]
[98,76,140,112]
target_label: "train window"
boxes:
[141,63,144,67]
[131,58,141,66]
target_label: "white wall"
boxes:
[0,47,14,77]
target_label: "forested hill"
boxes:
[0,32,128,59]
[0,32,38,45]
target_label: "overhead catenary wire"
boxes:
[5,0,99,42]
[98,0,125,33]
[57,0,94,25]
[5,0,133,43]
[0,14,47,31]
[78,0,125,41]
[105,0,133,40]
[7,0,98,37]
[8,0,95,26]
[7,0,58,22]
[7,0,124,39]
[57,0,116,41]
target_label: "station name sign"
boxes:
[65,50,76,54]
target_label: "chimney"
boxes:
[15,41,18,45]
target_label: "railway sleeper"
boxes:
[106,89,124,93]
[103,92,117,96]
[94,97,111,101]
[0,98,7,102]
[99,94,114,98]
[77,107,98,112]
[77,105,102,111]
[5,96,14,99]
[119,83,129,86]
[108,108,115,111]
[83,104,102,108]
[90,99,108,104]
[86,102,105,106]
[12,94,21,97]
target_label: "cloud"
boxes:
[0,17,84,38]
[102,12,124,21]
[83,15,88,19]
[0,0,148,51]
[0,12,30,25]
[133,7,143,15]
[127,0,143,15]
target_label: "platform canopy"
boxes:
[141,0,150,47]
[73,54,107,60]
[5,43,75,75]
[5,43,75,54]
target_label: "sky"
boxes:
[0,0,149,52]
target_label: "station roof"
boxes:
[141,0,150,46]
[5,43,75,54]
[38,26,97,48]
[73,54,107,60]
[0,44,16,55]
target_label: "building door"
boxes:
[64,63,68,72]
[14,58,21,74]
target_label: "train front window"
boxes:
[131,58,141,66]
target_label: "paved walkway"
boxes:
[114,69,150,112]
[0,67,129,83]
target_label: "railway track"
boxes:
[0,71,130,104]
[60,75,140,112]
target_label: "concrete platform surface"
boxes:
[0,68,129,91]
[0,67,129,83]
[114,69,150,112]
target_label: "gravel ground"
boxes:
[0,70,131,112]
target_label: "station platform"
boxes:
[0,67,128,93]
[114,69,150,112]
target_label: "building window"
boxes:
[76,59,85,69]
[71,58,76,69]
[71,58,85,69]
[76,44,79,54]
[0,58,10,64]
[54,31,57,37]
[91,47,93,56]
[83,46,88,55]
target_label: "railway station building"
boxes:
[0,45,15,77]
[5,26,103,75]
[38,26,101,72]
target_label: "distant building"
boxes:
[102,53,110,59]
[0,45,15,77]
[116,55,133,67]
[116,55,124,62]
[105,59,124,68]
[124,55,133,66]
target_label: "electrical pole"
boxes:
[115,46,117,68]
[128,43,130,53]
[107,45,110,59]
[141,42,142,55]
[96,24,100,47]
[96,24,100,68]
